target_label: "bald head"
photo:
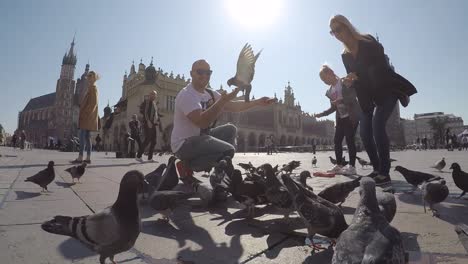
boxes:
[192,59,210,71]
[149,90,157,101]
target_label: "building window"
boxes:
[166,96,176,111]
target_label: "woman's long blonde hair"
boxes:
[329,14,369,52]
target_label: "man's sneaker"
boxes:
[175,159,194,183]
[327,165,343,174]
[366,171,379,178]
[374,174,392,187]
[340,165,357,176]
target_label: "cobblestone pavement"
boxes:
[0,147,467,263]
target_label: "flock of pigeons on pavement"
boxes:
[21,155,468,263]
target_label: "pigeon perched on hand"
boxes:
[332,177,405,264]
[431,157,446,172]
[318,177,362,207]
[449,163,468,198]
[25,161,55,192]
[149,190,192,222]
[64,162,87,183]
[394,166,442,193]
[421,179,449,217]
[227,43,262,102]
[41,170,146,264]
[312,156,317,168]
[281,173,348,251]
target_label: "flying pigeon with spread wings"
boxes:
[227,43,262,102]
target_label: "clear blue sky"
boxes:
[1,0,467,134]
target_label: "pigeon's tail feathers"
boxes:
[41,215,77,237]
[65,167,72,173]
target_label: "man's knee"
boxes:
[225,123,237,136]
[223,147,235,158]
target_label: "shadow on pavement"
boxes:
[58,238,96,259]
[14,190,41,200]
[55,181,75,188]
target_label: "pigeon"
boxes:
[376,188,397,223]
[356,156,371,168]
[192,181,213,206]
[431,157,446,172]
[225,169,267,217]
[227,43,262,102]
[262,164,294,219]
[281,173,348,251]
[298,170,313,192]
[449,163,468,198]
[24,161,55,192]
[332,177,405,264]
[312,156,317,168]
[64,162,87,183]
[149,190,192,221]
[329,156,348,166]
[238,162,255,173]
[154,156,180,191]
[209,159,230,203]
[421,180,449,217]
[41,170,146,264]
[223,156,235,178]
[454,224,468,253]
[318,177,362,207]
[329,156,337,165]
[394,166,442,193]
[282,160,301,173]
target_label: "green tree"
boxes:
[428,117,449,146]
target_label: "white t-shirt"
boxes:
[171,83,221,152]
[326,81,349,119]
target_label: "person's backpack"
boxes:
[200,88,217,135]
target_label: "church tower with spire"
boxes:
[55,36,78,142]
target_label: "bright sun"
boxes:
[226,0,283,29]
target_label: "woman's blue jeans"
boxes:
[79,129,92,157]
[360,96,397,177]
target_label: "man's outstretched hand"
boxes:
[220,87,242,102]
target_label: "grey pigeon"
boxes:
[262,164,294,219]
[209,159,230,203]
[329,156,348,166]
[238,162,255,173]
[329,156,337,165]
[41,170,146,264]
[25,161,55,192]
[227,43,262,102]
[282,160,301,173]
[318,177,362,207]
[422,180,449,217]
[449,163,468,198]
[454,224,468,253]
[332,177,405,264]
[192,181,213,206]
[281,173,348,251]
[312,156,317,168]
[225,169,267,217]
[376,188,397,223]
[64,162,87,183]
[394,166,442,193]
[149,190,192,221]
[144,163,169,190]
[356,156,371,168]
[299,170,313,192]
[431,157,446,171]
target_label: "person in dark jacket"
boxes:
[129,114,143,155]
[315,64,361,176]
[137,91,162,161]
[330,14,417,189]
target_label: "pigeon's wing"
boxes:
[455,224,468,253]
[26,169,49,183]
[83,208,122,249]
[77,165,85,176]
[235,43,258,85]
[362,226,405,264]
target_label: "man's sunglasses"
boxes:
[330,25,344,36]
[196,69,213,76]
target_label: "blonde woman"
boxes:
[73,71,99,163]
[329,15,417,189]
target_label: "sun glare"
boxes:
[226,0,283,29]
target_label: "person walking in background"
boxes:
[314,64,361,176]
[330,14,417,190]
[265,135,272,155]
[129,114,143,157]
[137,91,161,162]
[20,130,26,150]
[12,133,17,149]
[423,136,428,150]
[95,134,102,152]
[73,71,99,164]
